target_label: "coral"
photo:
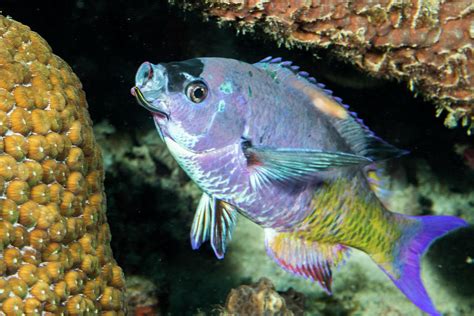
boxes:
[125,275,160,316]
[0,16,125,314]
[221,278,294,315]
[176,0,474,133]
[278,288,305,316]
[454,143,474,170]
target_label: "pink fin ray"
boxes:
[264,229,349,294]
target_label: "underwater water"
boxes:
[2,0,474,315]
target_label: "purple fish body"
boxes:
[132,57,468,315]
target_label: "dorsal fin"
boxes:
[254,57,408,162]
[329,112,408,161]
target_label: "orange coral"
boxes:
[184,0,474,132]
[135,306,158,316]
[223,278,293,315]
[0,15,125,313]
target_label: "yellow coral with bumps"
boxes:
[0,16,125,315]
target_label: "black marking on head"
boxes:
[240,138,259,166]
[241,138,252,151]
[163,59,204,92]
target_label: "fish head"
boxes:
[132,58,249,152]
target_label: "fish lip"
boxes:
[152,111,168,122]
[132,86,170,120]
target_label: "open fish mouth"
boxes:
[132,86,169,120]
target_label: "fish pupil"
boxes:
[193,87,204,99]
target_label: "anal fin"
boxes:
[264,229,349,294]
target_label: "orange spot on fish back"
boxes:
[291,79,348,120]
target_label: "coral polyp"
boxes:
[0,15,125,313]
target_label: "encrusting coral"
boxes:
[176,0,474,133]
[0,16,125,314]
[221,278,295,316]
[125,275,160,316]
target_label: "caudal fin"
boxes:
[378,215,467,316]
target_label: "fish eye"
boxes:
[185,80,208,103]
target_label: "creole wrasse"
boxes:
[131,57,468,315]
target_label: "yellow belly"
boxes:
[291,177,405,273]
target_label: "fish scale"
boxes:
[167,136,314,228]
[133,57,468,316]
[298,176,402,258]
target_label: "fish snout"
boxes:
[135,61,154,88]
[132,62,169,119]
[135,62,166,92]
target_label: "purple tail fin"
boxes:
[379,215,467,316]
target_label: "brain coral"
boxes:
[177,0,474,133]
[0,16,125,315]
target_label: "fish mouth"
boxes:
[152,111,168,121]
[132,86,169,120]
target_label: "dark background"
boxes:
[2,0,472,314]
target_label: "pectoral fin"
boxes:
[190,193,213,251]
[264,229,350,294]
[244,145,372,189]
[190,193,238,259]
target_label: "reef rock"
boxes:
[222,278,298,316]
[0,16,125,314]
[125,275,160,316]
[176,0,474,133]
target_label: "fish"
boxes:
[131,57,468,315]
